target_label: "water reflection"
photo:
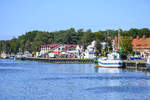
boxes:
[94,67,122,73]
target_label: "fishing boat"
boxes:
[96,51,124,68]
[96,29,124,68]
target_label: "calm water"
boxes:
[0,59,150,100]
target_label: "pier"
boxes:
[16,57,148,70]
[16,57,94,64]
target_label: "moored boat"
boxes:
[96,29,124,68]
[96,51,124,68]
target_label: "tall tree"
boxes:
[120,36,133,56]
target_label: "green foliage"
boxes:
[0,28,150,55]
[120,37,133,55]
[94,31,105,53]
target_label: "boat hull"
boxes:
[97,59,124,68]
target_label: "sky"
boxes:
[0,0,150,40]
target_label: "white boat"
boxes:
[146,54,150,69]
[97,51,124,68]
[1,52,9,59]
[96,29,124,68]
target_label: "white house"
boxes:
[39,43,78,58]
[84,41,96,59]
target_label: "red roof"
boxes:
[132,36,150,49]
[41,43,60,48]
[41,44,77,50]
[64,44,77,48]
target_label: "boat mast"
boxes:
[118,29,120,51]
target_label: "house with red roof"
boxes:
[39,43,77,58]
[132,36,150,55]
[114,35,150,55]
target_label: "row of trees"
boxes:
[0,28,150,55]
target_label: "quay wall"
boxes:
[124,60,147,70]
[16,57,94,64]
[16,57,148,70]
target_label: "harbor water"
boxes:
[0,59,150,100]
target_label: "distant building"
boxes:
[40,43,77,53]
[40,43,61,54]
[132,36,150,55]
[84,41,96,59]
[114,35,150,55]
[39,42,96,59]
[40,43,77,58]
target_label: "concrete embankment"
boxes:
[124,60,147,70]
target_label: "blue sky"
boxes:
[0,0,150,40]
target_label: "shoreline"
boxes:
[16,57,94,64]
[15,57,148,70]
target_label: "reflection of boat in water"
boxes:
[96,51,124,68]
[95,67,122,73]
[146,54,150,69]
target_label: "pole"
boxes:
[118,29,120,51]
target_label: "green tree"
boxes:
[120,36,132,56]
[94,31,105,54]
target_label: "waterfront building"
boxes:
[132,36,150,55]
[39,42,96,59]
[114,35,150,56]
[40,43,61,55]
[84,41,96,59]
[40,43,77,58]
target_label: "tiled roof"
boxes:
[132,37,150,49]
[114,35,150,50]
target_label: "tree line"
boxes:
[0,28,150,55]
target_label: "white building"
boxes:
[84,41,96,59]
[40,43,78,58]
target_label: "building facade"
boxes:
[132,36,150,55]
